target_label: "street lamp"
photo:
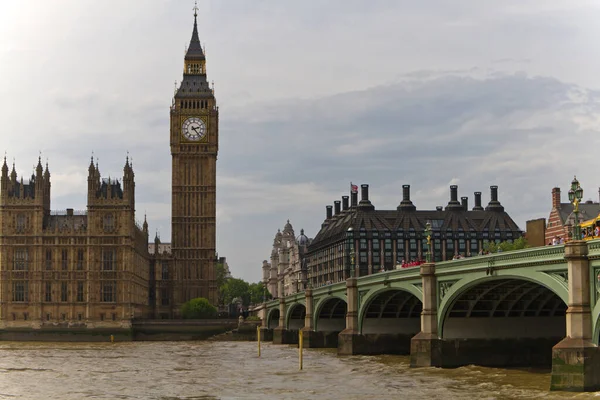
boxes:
[568,176,584,240]
[424,221,432,263]
[346,227,355,278]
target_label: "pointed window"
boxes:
[16,214,25,233]
[45,249,53,270]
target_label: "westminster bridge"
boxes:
[258,240,600,392]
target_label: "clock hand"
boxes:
[191,126,199,133]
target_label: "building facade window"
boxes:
[45,249,53,270]
[102,249,116,271]
[161,288,169,306]
[13,281,28,302]
[77,249,84,270]
[45,282,52,302]
[14,248,28,270]
[16,214,25,233]
[103,214,115,232]
[76,282,84,302]
[61,282,68,302]
[409,239,417,260]
[101,282,116,302]
[161,262,169,280]
[61,249,68,270]
[471,239,478,254]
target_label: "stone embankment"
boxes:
[209,320,262,342]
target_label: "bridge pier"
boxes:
[551,241,600,392]
[258,307,273,341]
[410,262,443,367]
[300,288,326,348]
[338,277,363,355]
[272,298,289,345]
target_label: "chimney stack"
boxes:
[485,185,504,211]
[398,184,416,211]
[351,191,358,208]
[461,197,468,211]
[326,205,333,219]
[334,200,341,215]
[551,187,561,209]
[445,185,463,210]
[342,196,349,211]
[473,192,483,210]
[358,184,375,211]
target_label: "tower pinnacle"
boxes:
[185,2,205,62]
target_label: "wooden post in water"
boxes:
[257,325,261,357]
[299,329,303,370]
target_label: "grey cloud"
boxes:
[216,73,600,281]
[4,1,600,284]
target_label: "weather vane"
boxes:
[193,1,198,17]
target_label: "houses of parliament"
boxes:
[0,9,217,329]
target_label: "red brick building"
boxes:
[545,181,600,244]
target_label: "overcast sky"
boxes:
[1,1,600,283]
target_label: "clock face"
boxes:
[182,117,206,141]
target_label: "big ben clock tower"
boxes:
[170,5,218,307]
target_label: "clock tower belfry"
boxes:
[170,6,218,308]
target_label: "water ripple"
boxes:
[0,341,595,399]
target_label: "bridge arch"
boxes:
[285,302,306,330]
[314,295,347,332]
[358,283,423,334]
[438,272,568,338]
[591,289,600,346]
[266,308,280,329]
[358,287,422,343]
[437,273,567,367]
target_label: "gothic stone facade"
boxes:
[0,11,220,326]
[0,158,149,329]
[164,9,219,310]
[262,221,311,298]
[307,184,523,288]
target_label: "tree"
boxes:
[249,282,271,305]
[221,278,250,306]
[215,261,228,306]
[484,237,530,253]
[181,297,217,319]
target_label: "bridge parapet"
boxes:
[588,239,600,259]
[436,244,566,272]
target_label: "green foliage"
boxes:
[249,282,271,304]
[245,315,261,321]
[215,262,228,306]
[213,257,272,307]
[181,297,217,319]
[484,237,530,253]
[222,278,251,306]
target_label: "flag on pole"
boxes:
[350,182,358,193]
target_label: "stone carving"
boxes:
[439,280,458,299]
[547,271,569,288]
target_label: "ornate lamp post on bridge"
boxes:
[424,221,432,263]
[568,176,584,241]
[346,227,356,278]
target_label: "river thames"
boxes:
[0,341,597,399]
